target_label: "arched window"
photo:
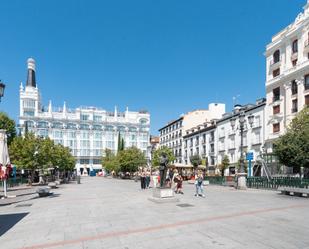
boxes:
[292,39,298,53]
[273,50,280,63]
[139,118,149,125]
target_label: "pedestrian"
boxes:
[175,174,184,194]
[146,170,151,188]
[195,172,205,197]
[140,171,146,190]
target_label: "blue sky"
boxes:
[0,0,305,134]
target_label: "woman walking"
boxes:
[195,172,205,197]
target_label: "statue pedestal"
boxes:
[148,188,179,203]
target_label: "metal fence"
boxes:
[204,176,226,185]
[3,177,28,188]
[247,177,309,189]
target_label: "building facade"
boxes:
[19,58,150,173]
[182,99,266,175]
[159,103,225,164]
[215,99,266,175]
[265,1,309,152]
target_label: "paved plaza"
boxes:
[0,177,309,249]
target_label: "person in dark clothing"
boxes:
[140,171,146,190]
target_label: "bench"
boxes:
[37,187,51,197]
[278,187,309,198]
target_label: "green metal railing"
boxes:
[247,177,309,189]
[204,176,226,185]
[3,177,28,187]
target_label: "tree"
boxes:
[117,132,125,152]
[102,149,119,173]
[118,147,146,173]
[152,146,175,167]
[219,155,230,177]
[0,112,16,146]
[274,107,309,171]
[190,154,202,168]
[9,133,76,183]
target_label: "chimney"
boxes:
[26,58,36,87]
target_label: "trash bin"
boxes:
[77,175,81,184]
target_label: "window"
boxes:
[273,50,280,63]
[273,68,280,78]
[93,115,102,122]
[273,123,280,133]
[24,111,34,117]
[23,99,35,109]
[292,99,298,113]
[273,87,280,102]
[292,39,298,53]
[273,105,280,114]
[80,114,89,121]
[292,59,297,67]
[305,95,309,106]
[291,80,298,95]
[305,74,309,90]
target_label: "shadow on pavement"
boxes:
[0,212,29,236]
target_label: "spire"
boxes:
[19,82,24,92]
[26,58,36,87]
[48,100,52,114]
[114,106,118,117]
[63,101,67,117]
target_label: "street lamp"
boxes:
[230,109,254,189]
[0,80,6,102]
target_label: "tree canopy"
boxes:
[274,107,309,170]
[190,154,202,168]
[102,149,119,173]
[9,133,75,172]
[152,146,175,167]
[219,155,230,176]
[0,112,16,146]
[118,147,146,173]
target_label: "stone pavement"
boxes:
[0,177,309,249]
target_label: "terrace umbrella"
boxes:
[0,130,11,198]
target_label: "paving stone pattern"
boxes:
[0,177,309,249]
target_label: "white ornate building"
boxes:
[265,1,309,152]
[19,58,150,173]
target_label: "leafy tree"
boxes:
[9,133,76,183]
[102,149,119,173]
[0,112,16,146]
[190,154,202,168]
[118,147,146,173]
[274,107,309,171]
[219,155,230,176]
[152,146,175,167]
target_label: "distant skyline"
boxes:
[0,0,306,134]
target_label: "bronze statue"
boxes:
[159,153,168,188]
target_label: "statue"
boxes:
[159,153,168,188]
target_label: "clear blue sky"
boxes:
[0,0,305,134]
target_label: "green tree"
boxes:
[118,147,146,173]
[152,146,175,167]
[9,133,76,183]
[102,149,119,173]
[190,154,202,167]
[0,112,16,146]
[117,132,125,152]
[274,107,309,171]
[219,155,230,177]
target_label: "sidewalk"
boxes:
[0,185,39,206]
[1,177,309,249]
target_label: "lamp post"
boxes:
[230,108,254,190]
[0,80,6,102]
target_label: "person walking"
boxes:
[146,170,151,189]
[195,172,205,197]
[175,174,184,194]
[140,171,146,190]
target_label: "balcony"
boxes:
[291,52,298,61]
[208,150,215,155]
[269,58,281,70]
[272,96,281,103]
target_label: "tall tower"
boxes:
[19,58,41,129]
